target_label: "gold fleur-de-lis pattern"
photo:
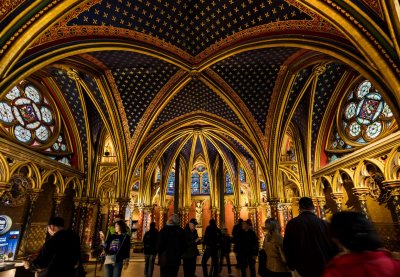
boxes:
[90,50,179,135]
[151,79,244,133]
[68,0,311,56]
[212,47,298,132]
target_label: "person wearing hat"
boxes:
[182,218,201,277]
[23,216,82,277]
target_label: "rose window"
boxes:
[0,82,58,146]
[341,80,394,142]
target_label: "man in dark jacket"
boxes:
[283,197,337,277]
[201,219,222,277]
[238,219,258,277]
[232,218,243,268]
[157,214,186,277]
[182,218,201,277]
[143,222,159,277]
[23,217,82,277]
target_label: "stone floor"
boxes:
[85,253,246,277]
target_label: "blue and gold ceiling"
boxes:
[211,47,298,132]
[151,79,244,133]
[2,0,394,191]
[89,51,179,135]
[67,0,311,56]
[311,62,347,165]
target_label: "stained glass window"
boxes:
[167,171,175,195]
[341,80,394,142]
[191,172,200,194]
[260,181,266,191]
[327,79,396,162]
[202,172,210,194]
[0,82,58,146]
[226,173,233,194]
[239,168,246,183]
[132,182,139,191]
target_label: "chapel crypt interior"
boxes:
[0,0,399,258]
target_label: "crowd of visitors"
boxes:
[22,197,400,277]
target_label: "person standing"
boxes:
[23,217,82,277]
[262,218,290,277]
[322,211,400,277]
[238,219,258,277]
[101,219,131,277]
[157,214,186,277]
[201,219,222,277]
[219,227,232,276]
[143,222,159,277]
[182,218,201,277]
[232,218,243,269]
[283,197,337,277]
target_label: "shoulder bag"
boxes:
[104,234,127,265]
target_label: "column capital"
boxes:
[352,187,370,200]
[28,189,42,202]
[331,192,343,201]
[53,193,66,205]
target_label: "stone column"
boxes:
[174,156,180,214]
[248,206,262,239]
[312,197,320,217]
[143,206,154,232]
[53,193,65,217]
[382,182,400,223]
[331,192,344,212]
[277,203,285,235]
[268,198,280,220]
[159,207,168,229]
[82,198,97,248]
[137,206,145,240]
[181,207,190,228]
[19,189,41,255]
[92,201,104,250]
[78,200,88,243]
[232,206,241,223]
[317,197,326,220]
[353,187,370,218]
[117,198,130,219]
[71,198,81,232]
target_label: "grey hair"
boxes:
[265,218,279,232]
[167,214,180,225]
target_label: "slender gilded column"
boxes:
[53,193,65,217]
[20,189,41,255]
[331,192,344,212]
[353,188,370,219]
[317,197,326,220]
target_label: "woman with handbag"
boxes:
[100,220,130,277]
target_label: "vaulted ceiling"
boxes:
[0,0,399,198]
